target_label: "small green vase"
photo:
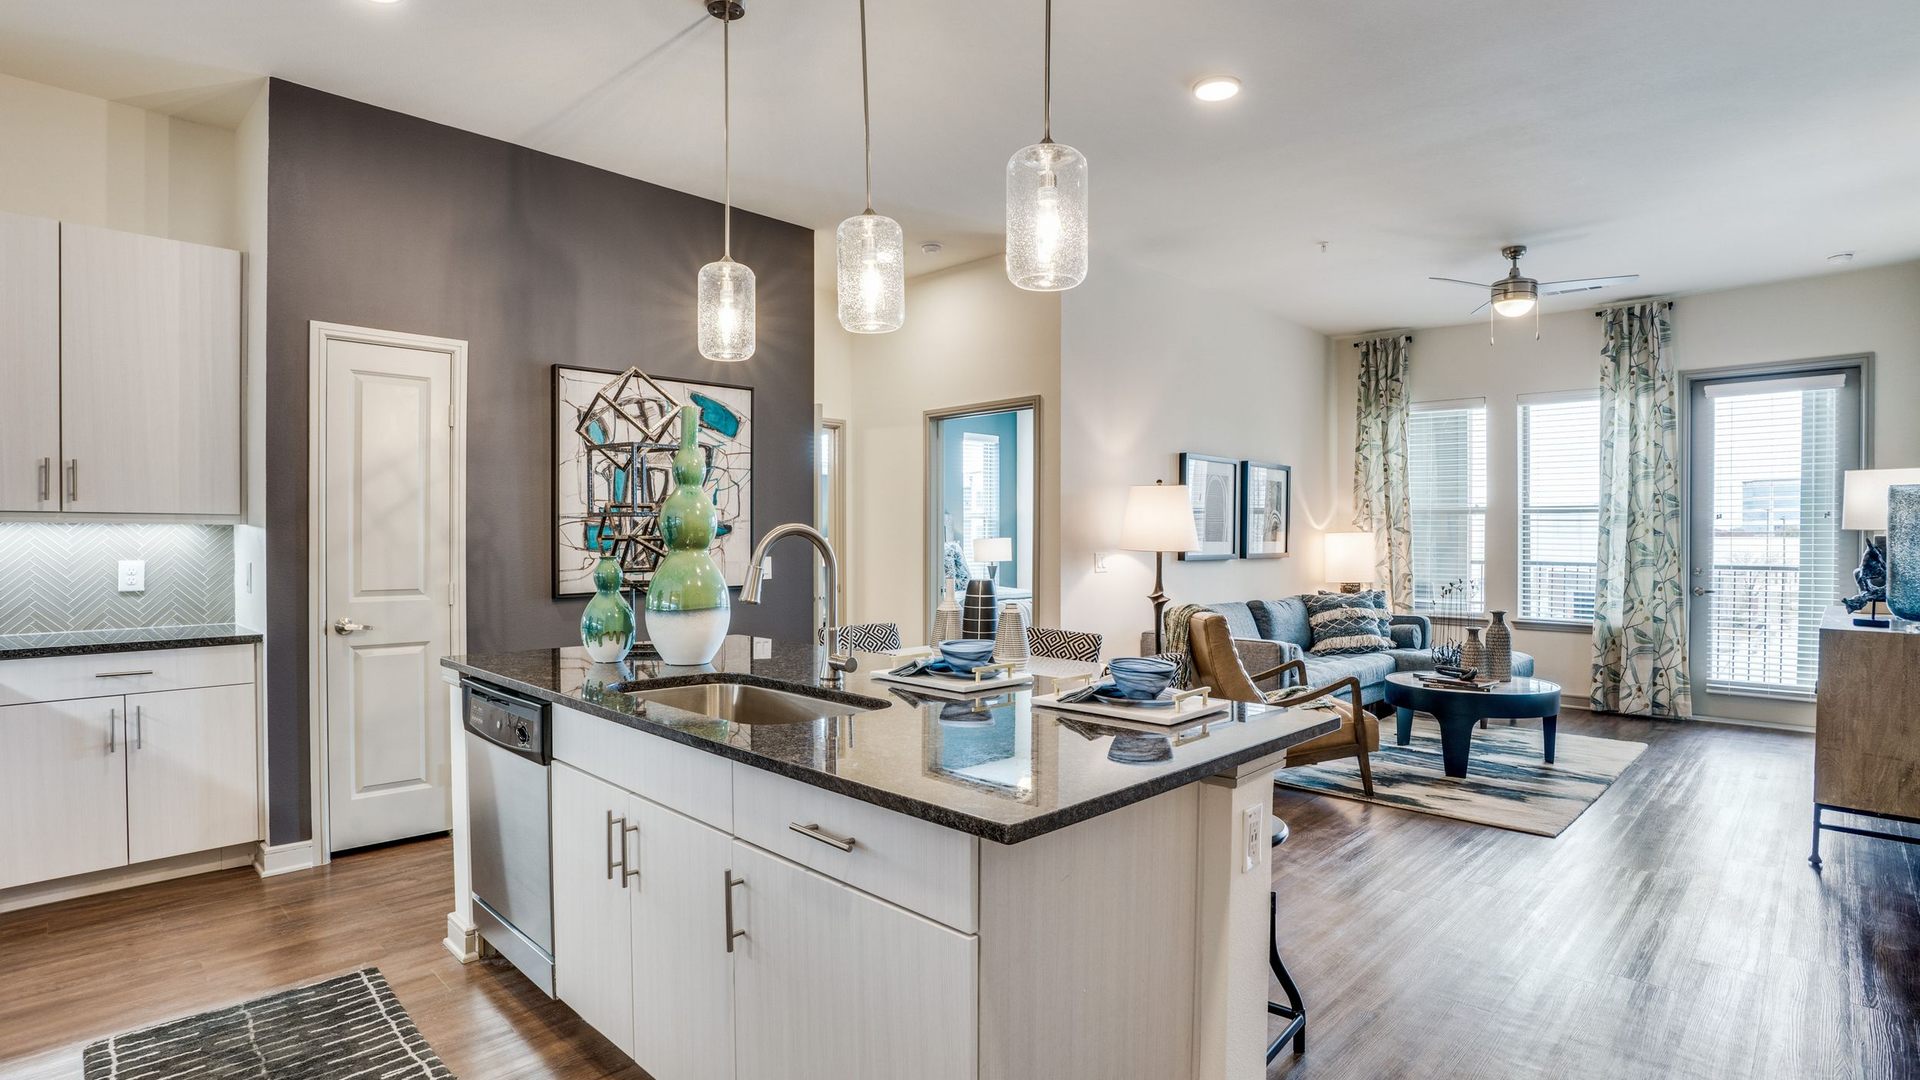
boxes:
[645,405,731,665]
[580,556,636,663]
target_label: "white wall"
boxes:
[1061,259,1334,658]
[1332,259,1920,702]
[832,255,1062,641]
[232,83,269,631]
[0,71,241,248]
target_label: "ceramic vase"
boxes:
[1887,484,1920,621]
[994,602,1030,669]
[645,405,731,665]
[932,582,963,644]
[1485,609,1513,682]
[1460,625,1485,673]
[579,555,636,662]
[962,579,999,640]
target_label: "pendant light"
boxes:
[835,0,905,333]
[1005,0,1087,292]
[697,0,755,362]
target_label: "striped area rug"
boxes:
[83,968,454,1079]
[1273,716,1645,837]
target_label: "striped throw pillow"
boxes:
[1305,592,1392,656]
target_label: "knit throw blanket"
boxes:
[1161,602,1209,689]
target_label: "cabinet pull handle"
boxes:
[724,872,746,953]
[789,822,857,853]
[38,457,49,502]
[66,459,77,502]
[623,821,641,886]
[133,705,143,751]
[606,811,627,884]
[107,706,117,753]
[95,670,154,679]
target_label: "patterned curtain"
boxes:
[1591,302,1691,717]
[1353,336,1413,610]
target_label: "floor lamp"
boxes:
[1121,481,1200,654]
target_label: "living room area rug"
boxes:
[1272,715,1646,837]
[83,967,454,1079]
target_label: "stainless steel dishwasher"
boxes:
[463,678,555,995]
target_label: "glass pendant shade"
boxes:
[836,212,905,333]
[1006,141,1088,291]
[697,256,756,362]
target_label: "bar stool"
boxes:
[1268,818,1306,1061]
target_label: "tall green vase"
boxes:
[645,405,731,665]
[579,555,636,662]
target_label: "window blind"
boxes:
[1408,401,1487,611]
[1703,383,1841,699]
[961,432,1001,575]
[1519,393,1600,623]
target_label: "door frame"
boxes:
[924,395,1045,632]
[815,409,849,627]
[1678,352,1871,729]
[305,321,469,864]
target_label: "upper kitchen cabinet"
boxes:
[60,223,242,516]
[0,213,60,512]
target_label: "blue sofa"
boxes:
[1145,597,1535,708]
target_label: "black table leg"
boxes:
[1543,714,1557,764]
[1438,716,1472,778]
[1268,892,1306,1060]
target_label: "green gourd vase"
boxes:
[645,405,731,665]
[579,555,636,663]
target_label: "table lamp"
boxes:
[1324,532,1376,594]
[1121,481,1201,653]
[1842,468,1920,627]
[973,536,1013,583]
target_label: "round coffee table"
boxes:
[1382,672,1562,779]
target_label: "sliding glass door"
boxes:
[1685,365,1862,726]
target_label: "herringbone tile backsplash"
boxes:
[0,523,235,636]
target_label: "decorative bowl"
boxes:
[1107,656,1176,698]
[937,638,996,674]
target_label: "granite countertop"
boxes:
[0,623,265,662]
[443,636,1340,845]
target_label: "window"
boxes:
[1518,392,1601,623]
[960,431,1002,576]
[1408,400,1487,611]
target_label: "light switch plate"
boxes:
[759,556,774,580]
[118,560,146,593]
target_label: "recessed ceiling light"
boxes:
[920,242,944,255]
[367,0,402,5]
[1827,251,1856,264]
[1191,76,1241,102]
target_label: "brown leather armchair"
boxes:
[1186,611,1377,796]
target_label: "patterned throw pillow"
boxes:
[1305,592,1392,656]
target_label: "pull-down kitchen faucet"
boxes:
[739,523,855,687]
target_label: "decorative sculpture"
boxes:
[645,405,732,665]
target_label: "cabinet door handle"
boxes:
[789,821,857,852]
[37,457,49,502]
[605,810,627,884]
[95,670,154,679]
[107,706,117,753]
[66,459,77,502]
[133,704,143,751]
[723,872,746,953]
[623,821,641,886]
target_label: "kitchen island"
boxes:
[442,636,1339,1080]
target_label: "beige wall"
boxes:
[824,255,1063,641]
[1060,259,1335,658]
[0,70,242,248]
[1331,259,1920,702]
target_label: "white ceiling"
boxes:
[4,0,1918,334]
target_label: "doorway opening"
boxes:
[926,400,1039,633]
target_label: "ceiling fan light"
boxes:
[1493,296,1536,318]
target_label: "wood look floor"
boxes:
[0,713,1914,1079]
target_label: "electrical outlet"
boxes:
[1242,805,1264,873]
[118,560,146,593]
[752,636,773,659]
[1093,552,1110,574]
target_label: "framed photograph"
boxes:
[552,364,754,598]
[1178,452,1239,561]
[1240,461,1291,559]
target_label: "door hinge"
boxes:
[447,403,455,430]
[449,582,456,607]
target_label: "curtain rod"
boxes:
[1350,333,1415,348]
[1593,297,1676,316]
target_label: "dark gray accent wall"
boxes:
[266,81,815,845]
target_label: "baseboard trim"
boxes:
[253,840,318,879]
[444,911,480,964]
[0,844,257,914]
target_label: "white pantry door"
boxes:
[322,331,455,852]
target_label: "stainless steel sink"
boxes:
[617,682,881,725]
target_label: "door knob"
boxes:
[1691,587,1714,596]
[333,617,373,635]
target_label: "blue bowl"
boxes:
[1108,656,1176,698]
[937,638,996,674]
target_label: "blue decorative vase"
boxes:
[580,556,636,662]
[646,405,731,665]
[1886,484,1920,622]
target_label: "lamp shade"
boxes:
[1120,484,1200,553]
[973,536,1013,564]
[1324,531,1376,584]
[1842,468,1920,531]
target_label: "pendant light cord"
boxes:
[723,6,733,258]
[1041,0,1053,143]
[859,0,873,213]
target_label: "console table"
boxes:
[1810,606,1920,868]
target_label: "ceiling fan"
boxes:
[1429,245,1639,318]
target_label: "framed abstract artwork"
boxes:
[1240,460,1291,559]
[1178,452,1239,561]
[552,364,754,597]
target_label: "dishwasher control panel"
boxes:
[463,680,550,764]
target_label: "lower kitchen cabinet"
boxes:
[0,697,128,890]
[631,797,735,1080]
[730,841,977,1080]
[125,683,260,864]
[552,761,636,1056]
